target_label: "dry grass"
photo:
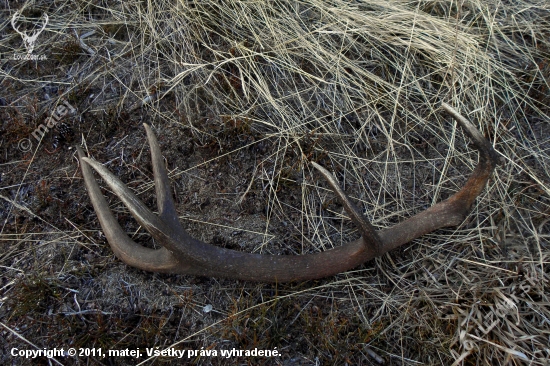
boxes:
[1,0,549,365]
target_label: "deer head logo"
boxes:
[11,11,49,55]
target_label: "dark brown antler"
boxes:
[77,103,498,282]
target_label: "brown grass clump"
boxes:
[1,0,549,365]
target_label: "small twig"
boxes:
[73,29,96,56]
[365,347,385,364]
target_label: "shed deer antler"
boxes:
[77,103,498,282]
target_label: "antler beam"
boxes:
[77,103,498,282]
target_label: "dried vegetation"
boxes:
[0,0,549,365]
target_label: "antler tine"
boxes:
[440,103,499,211]
[80,125,237,271]
[77,146,182,273]
[373,103,499,252]
[311,103,499,255]
[79,104,498,282]
[310,161,382,255]
[143,124,181,228]
[80,156,205,260]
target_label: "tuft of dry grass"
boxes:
[1,0,549,364]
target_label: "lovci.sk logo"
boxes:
[11,11,49,60]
